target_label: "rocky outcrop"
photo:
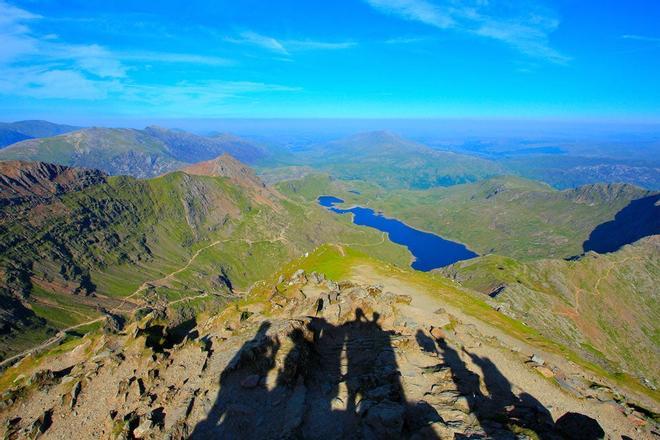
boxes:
[1,269,646,439]
[182,154,281,207]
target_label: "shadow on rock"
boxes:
[422,330,604,439]
[191,309,443,439]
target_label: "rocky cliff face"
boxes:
[1,268,653,439]
[0,160,106,206]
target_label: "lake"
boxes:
[318,195,478,271]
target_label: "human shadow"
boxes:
[583,194,659,254]
[420,330,604,439]
[190,321,282,438]
[303,308,441,438]
[192,309,443,439]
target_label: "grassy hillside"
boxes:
[439,236,660,387]
[0,160,410,360]
[281,173,655,260]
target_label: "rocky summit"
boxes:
[1,263,653,439]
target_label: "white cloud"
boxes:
[286,40,357,50]
[622,34,660,44]
[365,0,568,63]
[0,1,302,111]
[117,80,301,116]
[0,1,270,108]
[0,66,120,99]
[226,31,357,55]
[227,31,289,55]
[367,0,454,28]
[384,36,429,44]
[118,51,232,66]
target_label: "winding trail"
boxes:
[0,230,289,370]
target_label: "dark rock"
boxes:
[555,412,605,440]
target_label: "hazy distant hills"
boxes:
[0,126,267,178]
[276,130,505,189]
[0,120,80,148]
[502,155,660,190]
[143,125,266,164]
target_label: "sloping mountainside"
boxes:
[277,131,505,189]
[0,126,266,178]
[0,159,408,360]
[0,121,80,148]
[143,126,266,164]
[440,236,660,389]
[0,246,656,439]
[0,128,184,178]
[285,173,656,259]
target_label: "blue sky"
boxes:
[0,0,659,122]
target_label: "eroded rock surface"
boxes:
[0,270,655,439]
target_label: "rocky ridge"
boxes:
[0,160,106,206]
[0,268,655,439]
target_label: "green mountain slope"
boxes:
[440,236,660,387]
[0,128,183,177]
[0,158,408,360]
[286,173,655,259]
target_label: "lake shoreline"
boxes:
[318,195,478,271]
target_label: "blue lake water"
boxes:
[318,195,478,271]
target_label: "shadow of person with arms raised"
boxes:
[190,321,280,439]
[464,348,555,438]
[423,330,604,440]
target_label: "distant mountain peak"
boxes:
[181,155,279,207]
[0,120,81,148]
[182,153,260,182]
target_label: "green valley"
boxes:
[0,157,409,360]
[281,173,656,260]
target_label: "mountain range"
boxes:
[0,125,266,178]
[0,120,80,148]
[265,131,506,189]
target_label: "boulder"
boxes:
[530,354,545,365]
